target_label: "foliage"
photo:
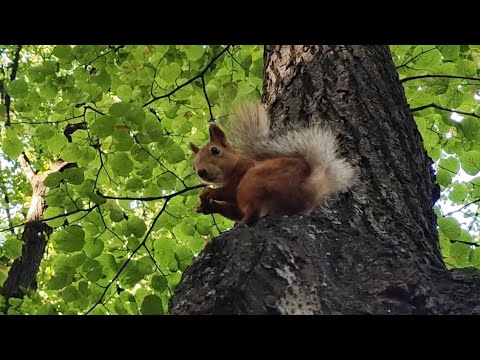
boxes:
[0,45,263,314]
[1,44,480,315]
[391,45,480,270]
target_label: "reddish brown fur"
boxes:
[237,157,316,223]
[190,124,320,225]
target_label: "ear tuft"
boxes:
[209,124,228,147]
[189,142,200,153]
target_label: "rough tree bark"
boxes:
[169,45,480,315]
[2,154,68,300]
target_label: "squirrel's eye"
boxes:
[210,147,220,155]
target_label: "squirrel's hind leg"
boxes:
[238,205,259,226]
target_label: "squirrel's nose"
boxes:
[197,169,208,179]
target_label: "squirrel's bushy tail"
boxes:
[225,101,356,199]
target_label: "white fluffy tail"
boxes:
[225,101,356,199]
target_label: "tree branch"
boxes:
[79,45,125,67]
[396,46,439,70]
[0,185,14,235]
[449,239,480,247]
[143,45,230,108]
[444,199,480,217]
[0,205,98,234]
[201,75,214,122]
[401,74,480,83]
[85,199,170,314]
[411,103,480,119]
[17,152,37,183]
[44,159,70,176]
[96,184,204,202]
[4,45,22,127]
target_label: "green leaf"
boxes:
[439,45,460,61]
[82,259,103,282]
[44,172,63,188]
[157,172,177,190]
[8,79,28,98]
[438,217,461,239]
[52,254,77,275]
[28,66,46,83]
[3,237,23,260]
[457,59,477,77]
[161,62,181,84]
[63,167,84,185]
[40,84,59,100]
[164,144,184,164]
[154,237,176,268]
[127,236,140,251]
[44,206,66,227]
[84,238,104,259]
[150,275,168,292]
[48,133,68,154]
[196,217,213,236]
[461,118,480,141]
[2,129,24,159]
[140,294,164,315]
[125,106,146,126]
[109,208,124,222]
[144,115,163,142]
[185,46,205,61]
[116,84,132,102]
[460,151,480,176]
[126,178,143,191]
[53,45,72,59]
[110,152,134,177]
[175,245,193,272]
[112,130,134,151]
[469,248,480,267]
[61,286,81,302]
[35,125,56,140]
[91,71,111,91]
[128,216,147,238]
[436,169,453,188]
[60,143,82,162]
[98,254,118,278]
[0,270,6,287]
[91,116,116,138]
[77,179,95,197]
[448,183,469,203]
[121,261,144,287]
[177,222,195,237]
[450,241,470,267]
[46,188,65,207]
[51,226,85,252]
[48,272,73,290]
[35,302,58,314]
[109,102,130,117]
[439,157,459,173]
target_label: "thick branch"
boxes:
[17,152,36,184]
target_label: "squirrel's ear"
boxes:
[189,142,200,153]
[209,124,228,147]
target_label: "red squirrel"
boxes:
[189,101,356,225]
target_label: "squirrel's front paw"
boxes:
[196,198,215,214]
[199,187,214,202]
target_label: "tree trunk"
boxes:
[2,155,68,301]
[168,45,480,315]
